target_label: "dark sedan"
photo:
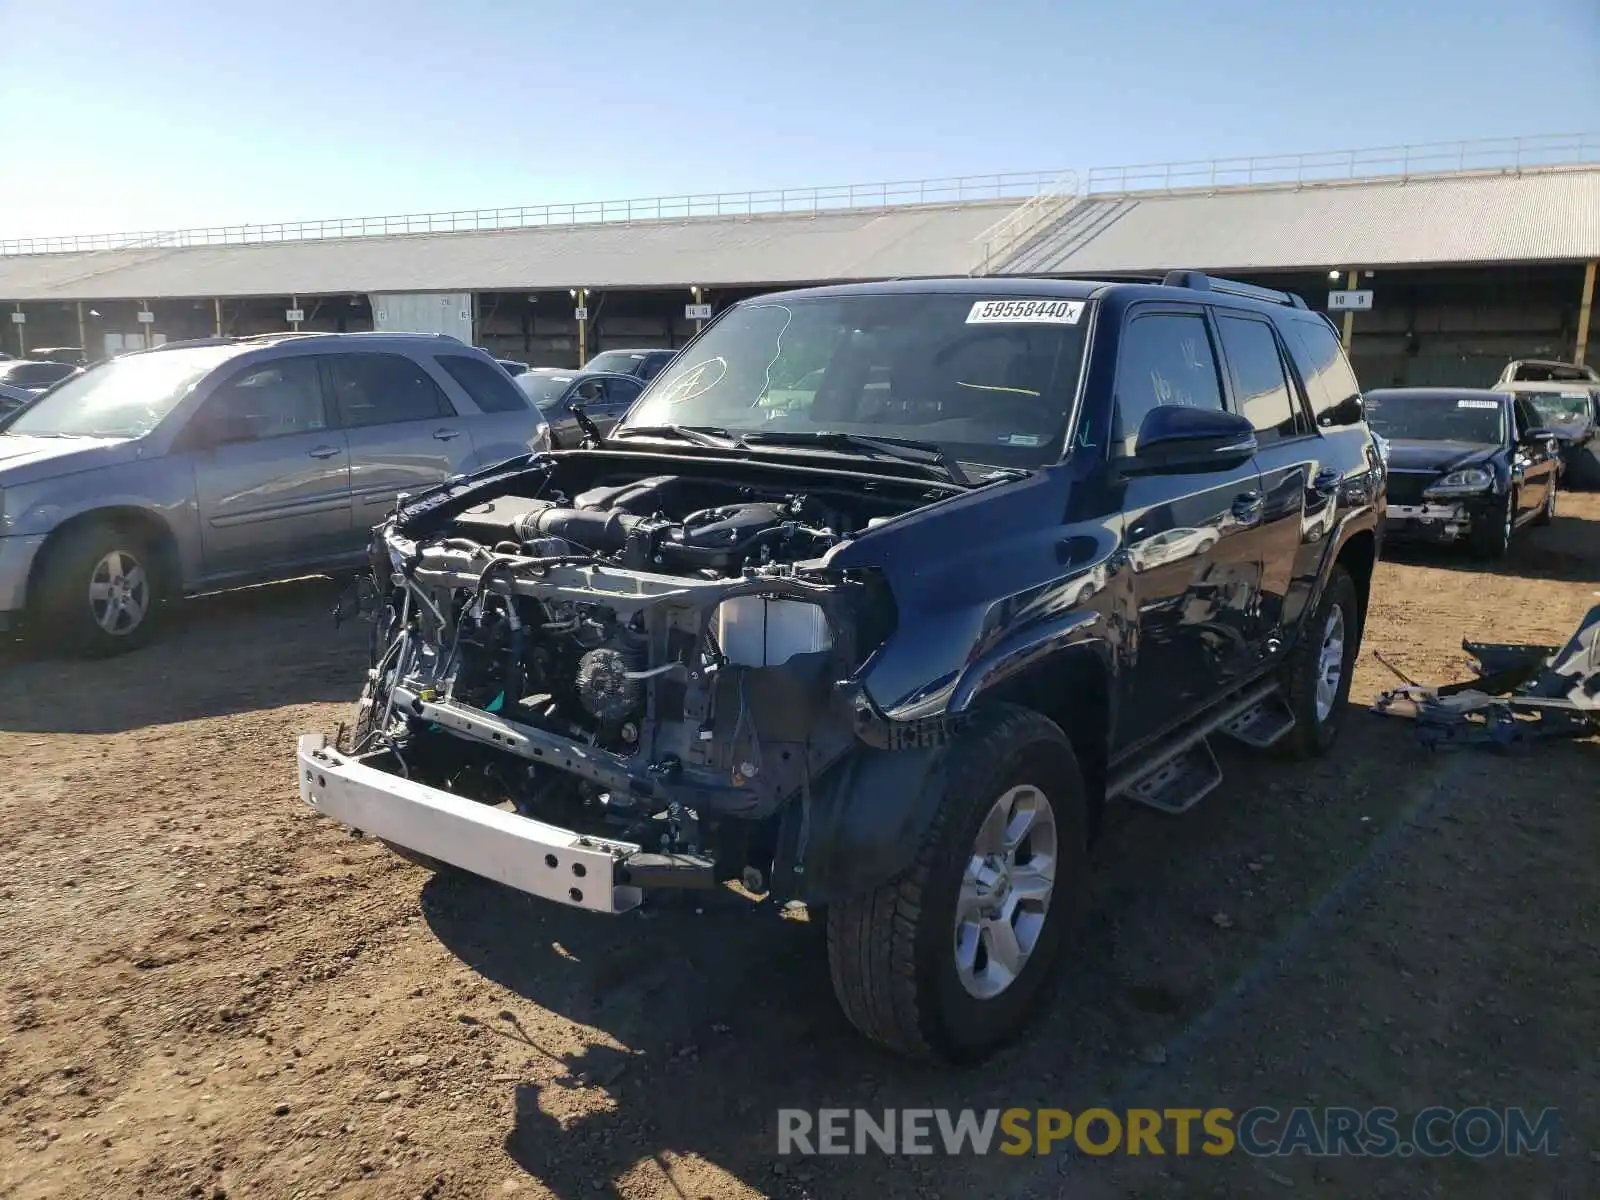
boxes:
[513,368,644,447]
[582,347,678,381]
[0,382,32,412]
[0,359,81,392]
[1366,387,1560,558]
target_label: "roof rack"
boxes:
[1160,269,1309,309]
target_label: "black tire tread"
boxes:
[825,705,1080,1062]
[30,520,165,657]
[1277,564,1358,760]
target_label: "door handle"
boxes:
[1312,468,1340,496]
[433,428,462,441]
[1231,492,1263,522]
[307,445,341,459]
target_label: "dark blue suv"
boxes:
[301,271,1385,1065]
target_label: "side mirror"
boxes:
[1322,395,1365,427]
[1120,406,1257,475]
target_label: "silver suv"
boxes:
[0,332,550,655]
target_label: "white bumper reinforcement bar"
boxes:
[296,733,643,914]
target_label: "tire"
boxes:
[824,704,1090,1064]
[30,521,167,657]
[1277,564,1360,760]
[1533,476,1556,527]
[1468,489,1515,560]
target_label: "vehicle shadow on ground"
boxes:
[1382,514,1600,583]
[417,703,1450,1200]
[0,575,368,734]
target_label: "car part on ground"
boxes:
[1371,605,1600,748]
[296,272,1382,1064]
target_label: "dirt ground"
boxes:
[2,497,1597,1200]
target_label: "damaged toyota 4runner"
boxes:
[298,273,1384,1063]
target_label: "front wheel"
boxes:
[825,705,1090,1063]
[31,522,167,657]
[1469,489,1515,559]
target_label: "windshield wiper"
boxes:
[735,429,974,487]
[609,424,737,449]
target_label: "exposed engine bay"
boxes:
[343,452,943,894]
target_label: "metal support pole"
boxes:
[577,288,588,367]
[692,285,705,335]
[1340,270,1358,349]
[290,294,301,333]
[13,302,23,356]
[214,298,223,337]
[76,302,86,357]
[1576,261,1597,367]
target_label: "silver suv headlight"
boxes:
[528,418,551,453]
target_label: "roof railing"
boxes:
[1,132,1595,258]
[1082,131,1600,195]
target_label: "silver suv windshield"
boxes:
[620,293,1091,469]
[3,346,244,439]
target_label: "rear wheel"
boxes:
[1277,565,1359,759]
[1533,476,1556,526]
[825,705,1090,1063]
[31,522,167,657]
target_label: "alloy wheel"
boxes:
[953,785,1058,1000]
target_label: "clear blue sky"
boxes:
[0,0,1595,237]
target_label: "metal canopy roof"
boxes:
[0,202,1020,302]
[999,168,1600,275]
[0,165,1596,304]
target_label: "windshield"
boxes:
[1365,392,1506,444]
[621,294,1090,469]
[515,372,576,409]
[1525,391,1593,425]
[3,346,242,439]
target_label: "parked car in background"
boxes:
[1501,380,1600,488]
[0,332,550,655]
[1495,358,1599,387]
[495,358,530,376]
[0,382,33,412]
[1365,387,1560,557]
[0,359,82,393]
[582,347,678,381]
[29,346,90,367]
[513,368,643,447]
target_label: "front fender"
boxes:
[770,737,948,907]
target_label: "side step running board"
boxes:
[1108,680,1290,816]
[1122,739,1223,815]
[1215,692,1297,749]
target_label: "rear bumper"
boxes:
[297,733,645,914]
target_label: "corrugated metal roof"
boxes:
[0,201,1019,301]
[1,167,1595,303]
[1002,168,1600,274]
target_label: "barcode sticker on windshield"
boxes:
[1457,399,1499,409]
[967,299,1084,325]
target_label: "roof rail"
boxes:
[1161,269,1309,309]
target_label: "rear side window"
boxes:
[325,353,453,428]
[1216,314,1300,442]
[1113,311,1225,456]
[436,354,530,414]
[1287,318,1363,427]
